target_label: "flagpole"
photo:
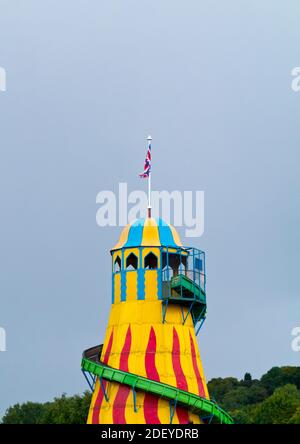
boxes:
[147,135,152,218]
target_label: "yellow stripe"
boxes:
[112,223,132,250]
[178,327,199,396]
[142,218,161,246]
[157,398,171,423]
[189,412,201,424]
[114,273,121,304]
[87,380,100,423]
[126,271,138,301]
[191,330,210,399]
[125,390,146,423]
[99,381,118,424]
[144,271,158,301]
[169,224,183,246]
[155,323,177,388]
[125,324,148,423]
[128,324,147,377]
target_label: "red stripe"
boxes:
[144,393,161,424]
[176,406,189,424]
[172,327,189,424]
[145,327,160,381]
[119,326,131,372]
[144,327,161,424]
[113,326,132,424]
[91,380,107,424]
[92,330,114,424]
[103,330,114,364]
[189,331,205,397]
[172,328,188,390]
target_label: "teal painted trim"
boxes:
[157,250,162,300]
[121,249,126,302]
[157,268,162,300]
[137,247,145,300]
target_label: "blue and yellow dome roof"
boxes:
[112,218,182,251]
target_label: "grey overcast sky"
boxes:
[0,1,300,417]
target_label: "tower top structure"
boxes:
[112,217,182,251]
[82,137,234,425]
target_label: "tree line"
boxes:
[208,366,300,423]
[2,366,300,424]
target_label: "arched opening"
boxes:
[162,252,180,276]
[126,252,138,270]
[162,265,173,279]
[114,255,121,273]
[144,252,158,270]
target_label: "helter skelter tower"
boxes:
[81,138,233,425]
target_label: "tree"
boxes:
[2,402,46,424]
[289,406,300,424]
[260,367,300,395]
[253,384,300,424]
[39,392,91,424]
[222,387,249,410]
[242,372,253,388]
[1,392,91,424]
[207,377,239,404]
[231,404,258,424]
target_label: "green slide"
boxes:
[81,345,234,424]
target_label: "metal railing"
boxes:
[162,269,206,302]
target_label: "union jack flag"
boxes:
[139,142,151,178]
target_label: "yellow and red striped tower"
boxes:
[84,217,217,424]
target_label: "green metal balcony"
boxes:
[160,247,207,334]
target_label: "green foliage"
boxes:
[208,366,300,424]
[1,392,91,424]
[39,392,92,424]
[2,366,300,424]
[2,402,46,424]
[222,387,250,410]
[245,383,268,404]
[244,372,252,382]
[289,406,300,424]
[253,384,300,424]
[230,404,258,424]
[207,377,239,403]
[260,366,300,395]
